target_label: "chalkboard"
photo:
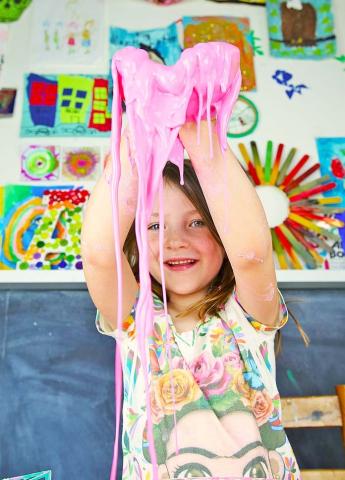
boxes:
[0,289,344,479]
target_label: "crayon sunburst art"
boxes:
[238,140,345,269]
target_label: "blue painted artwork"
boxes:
[266,0,336,59]
[109,22,181,67]
[316,137,345,207]
[272,69,308,98]
[21,73,111,137]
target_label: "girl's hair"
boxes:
[123,159,309,352]
[123,159,236,321]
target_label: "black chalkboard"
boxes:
[0,289,344,479]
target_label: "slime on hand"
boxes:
[109,41,241,480]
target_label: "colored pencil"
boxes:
[270,143,284,185]
[274,226,303,269]
[280,224,316,267]
[250,141,264,183]
[276,147,297,185]
[280,154,310,189]
[287,175,330,197]
[271,230,289,269]
[284,163,320,193]
[289,208,344,228]
[285,219,324,264]
[264,140,273,183]
[288,212,340,241]
[291,196,342,207]
[289,182,337,202]
[238,143,260,185]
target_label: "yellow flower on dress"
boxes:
[152,369,201,416]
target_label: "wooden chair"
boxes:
[281,385,345,480]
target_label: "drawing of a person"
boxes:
[81,20,94,54]
[67,21,78,54]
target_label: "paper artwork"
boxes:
[21,145,60,181]
[0,88,17,116]
[316,138,345,207]
[61,146,101,181]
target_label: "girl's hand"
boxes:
[179,120,224,166]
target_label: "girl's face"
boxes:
[148,183,224,302]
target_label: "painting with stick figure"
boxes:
[29,0,105,65]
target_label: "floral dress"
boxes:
[96,291,300,480]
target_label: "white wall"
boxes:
[1,0,344,287]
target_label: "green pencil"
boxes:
[264,140,273,183]
[276,147,297,185]
[287,175,330,196]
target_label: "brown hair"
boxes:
[123,159,309,352]
[123,159,235,321]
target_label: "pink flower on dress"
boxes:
[189,351,231,397]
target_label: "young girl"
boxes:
[81,121,301,480]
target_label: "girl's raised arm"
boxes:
[81,133,139,330]
[180,121,280,327]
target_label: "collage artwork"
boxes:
[1,0,344,274]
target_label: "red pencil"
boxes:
[284,163,321,193]
[280,154,310,189]
[289,182,336,202]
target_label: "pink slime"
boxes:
[110,42,241,480]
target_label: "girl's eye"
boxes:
[190,219,204,228]
[148,223,160,231]
[243,457,270,478]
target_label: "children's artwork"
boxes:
[1,472,51,480]
[20,74,111,137]
[272,69,308,99]
[266,0,336,59]
[237,140,344,269]
[21,145,60,181]
[30,0,104,65]
[0,185,90,270]
[109,23,181,67]
[61,146,101,181]
[183,16,256,91]
[316,138,345,207]
[0,0,32,22]
[227,95,259,138]
[0,88,17,116]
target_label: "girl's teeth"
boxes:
[169,260,194,265]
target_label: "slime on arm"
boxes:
[109,41,241,480]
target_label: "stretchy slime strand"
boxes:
[110,42,241,480]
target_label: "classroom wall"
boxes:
[0,289,344,479]
[0,0,345,286]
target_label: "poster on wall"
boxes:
[30,0,105,65]
[266,0,336,59]
[20,73,111,137]
[316,138,345,207]
[0,185,90,270]
[183,16,256,91]
[109,23,181,67]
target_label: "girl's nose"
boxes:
[165,230,189,249]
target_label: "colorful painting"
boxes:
[61,146,101,181]
[1,471,51,480]
[237,140,344,269]
[30,0,104,65]
[0,185,90,270]
[21,145,60,181]
[316,138,345,207]
[20,73,111,137]
[0,88,17,116]
[266,0,336,59]
[183,16,256,91]
[109,23,181,67]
